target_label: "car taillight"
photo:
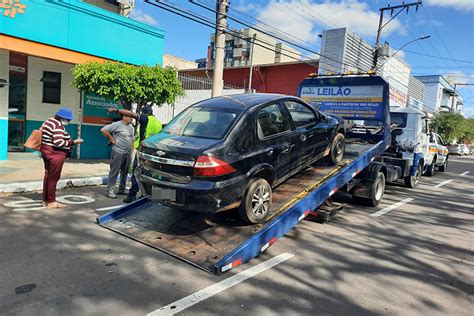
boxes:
[194,156,236,177]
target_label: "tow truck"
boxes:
[97,75,394,274]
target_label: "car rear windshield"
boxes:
[163,107,241,139]
[390,113,407,128]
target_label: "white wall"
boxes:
[153,89,246,124]
[26,56,81,123]
[0,50,9,119]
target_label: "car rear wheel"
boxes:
[239,178,272,224]
[425,157,436,177]
[439,157,448,172]
[326,133,345,165]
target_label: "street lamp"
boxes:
[376,35,430,71]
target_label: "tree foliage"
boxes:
[431,112,474,143]
[72,62,185,111]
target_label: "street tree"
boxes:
[72,62,185,112]
[431,112,466,143]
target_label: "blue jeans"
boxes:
[128,153,139,198]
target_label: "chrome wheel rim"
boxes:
[335,139,344,157]
[375,178,384,201]
[251,185,270,216]
[414,166,421,184]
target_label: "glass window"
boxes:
[284,101,317,128]
[257,103,290,138]
[390,113,407,128]
[42,71,61,104]
[163,107,241,140]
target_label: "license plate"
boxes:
[152,187,176,201]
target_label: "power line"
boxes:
[197,0,323,53]
[147,1,323,70]
[185,0,363,71]
[400,49,474,64]
[421,6,464,71]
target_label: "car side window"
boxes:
[257,103,291,138]
[437,135,445,146]
[284,101,318,128]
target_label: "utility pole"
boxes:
[372,1,422,70]
[247,33,256,93]
[212,0,228,97]
[450,83,474,111]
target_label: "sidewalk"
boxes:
[0,152,111,194]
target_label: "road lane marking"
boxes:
[96,205,124,211]
[460,171,470,176]
[147,253,294,316]
[371,198,414,217]
[434,179,453,188]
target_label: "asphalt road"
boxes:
[0,157,472,315]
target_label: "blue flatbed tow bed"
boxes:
[97,75,391,274]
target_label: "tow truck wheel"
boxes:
[425,157,436,177]
[352,172,385,207]
[326,133,345,165]
[239,178,272,224]
[404,163,422,188]
[439,157,448,172]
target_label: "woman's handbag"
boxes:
[24,128,43,151]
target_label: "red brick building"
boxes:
[180,60,318,96]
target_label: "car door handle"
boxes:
[266,148,274,156]
[281,144,295,154]
[300,135,307,142]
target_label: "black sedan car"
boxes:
[137,94,345,223]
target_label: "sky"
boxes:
[130,0,474,117]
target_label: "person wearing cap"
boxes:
[40,108,83,208]
[108,105,162,203]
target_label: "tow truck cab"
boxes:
[386,107,431,177]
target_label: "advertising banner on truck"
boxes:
[300,85,384,120]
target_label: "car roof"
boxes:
[193,93,296,110]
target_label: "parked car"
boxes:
[137,94,345,223]
[447,144,463,156]
[427,132,449,175]
[461,144,471,155]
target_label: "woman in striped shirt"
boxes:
[40,108,83,208]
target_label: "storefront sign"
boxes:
[301,85,385,120]
[82,93,123,125]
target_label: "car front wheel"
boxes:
[326,133,345,165]
[239,178,272,224]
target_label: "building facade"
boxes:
[181,60,317,96]
[0,0,164,160]
[163,54,197,70]
[415,75,464,113]
[318,28,428,112]
[209,28,301,68]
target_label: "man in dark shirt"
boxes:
[108,105,162,202]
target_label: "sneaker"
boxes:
[123,196,136,203]
[117,190,128,196]
[107,191,117,199]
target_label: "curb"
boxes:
[0,175,109,194]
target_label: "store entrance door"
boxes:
[8,53,27,152]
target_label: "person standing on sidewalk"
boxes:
[107,105,162,203]
[101,114,134,198]
[40,108,83,208]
